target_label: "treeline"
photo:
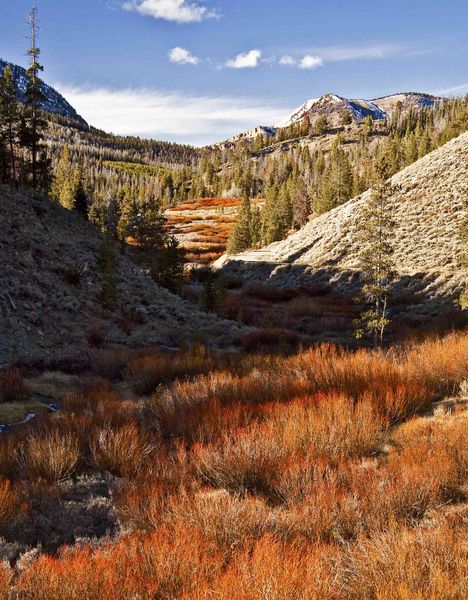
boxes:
[225,96,468,252]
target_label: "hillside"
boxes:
[216,132,468,313]
[0,187,243,366]
[0,59,88,127]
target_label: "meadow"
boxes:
[0,332,467,598]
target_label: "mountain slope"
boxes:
[215,132,468,311]
[0,59,87,127]
[215,92,443,146]
[282,92,442,127]
[0,187,243,366]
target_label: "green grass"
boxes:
[0,400,47,424]
[102,160,170,178]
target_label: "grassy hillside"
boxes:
[217,132,468,313]
[0,186,243,366]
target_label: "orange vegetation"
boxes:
[0,332,467,598]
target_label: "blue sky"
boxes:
[1,0,467,145]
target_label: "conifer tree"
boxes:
[341,110,352,126]
[354,183,397,347]
[292,178,310,229]
[315,115,329,135]
[50,145,77,208]
[227,197,253,254]
[74,173,89,219]
[21,5,50,191]
[0,65,20,184]
[315,137,352,214]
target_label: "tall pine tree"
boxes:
[21,5,50,191]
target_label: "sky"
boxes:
[0,0,467,146]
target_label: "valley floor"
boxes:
[0,332,467,598]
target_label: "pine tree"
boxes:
[341,110,352,126]
[227,197,253,254]
[50,145,77,208]
[96,237,118,309]
[74,173,89,219]
[315,137,352,214]
[0,65,20,184]
[354,183,397,347]
[315,115,329,135]
[292,178,310,229]
[21,5,50,191]
[150,235,186,293]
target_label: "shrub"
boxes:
[339,521,467,599]
[125,346,214,395]
[90,424,156,477]
[15,526,221,600]
[242,328,300,353]
[19,429,80,484]
[86,326,107,348]
[244,283,298,302]
[0,478,27,532]
[209,535,338,600]
[0,366,27,403]
[0,562,12,599]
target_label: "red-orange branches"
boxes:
[0,478,28,531]
[15,527,221,600]
[1,332,467,599]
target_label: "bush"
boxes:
[242,328,300,353]
[0,366,27,403]
[0,478,27,532]
[90,424,156,477]
[339,521,467,599]
[19,429,80,484]
[244,283,298,303]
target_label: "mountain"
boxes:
[217,92,444,146]
[281,92,443,128]
[215,132,467,314]
[0,58,88,127]
[0,186,243,366]
[225,125,278,144]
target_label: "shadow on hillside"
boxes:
[225,260,465,318]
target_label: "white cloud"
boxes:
[279,55,296,66]
[279,43,409,70]
[435,82,468,95]
[54,84,291,146]
[298,55,323,70]
[122,0,218,24]
[279,54,323,70]
[226,49,262,69]
[169,47,199,65]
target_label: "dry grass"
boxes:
[90,424,156,477]
[1,332,467,598]
[339,520,468,599]
[18,429,80,484]
[0,563,12,599]
[15,526,221,600]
